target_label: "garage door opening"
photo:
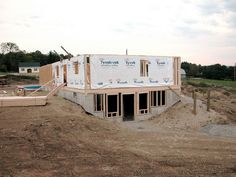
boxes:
[123,94,134,121]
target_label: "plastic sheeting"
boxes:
[90,55,174,89]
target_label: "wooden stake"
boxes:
[192,89,195,99]
[207,89,211,111]
[193,91,197,115]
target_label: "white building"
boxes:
[19,62,40,74]
[40,54,181,121]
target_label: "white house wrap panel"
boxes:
[52,56,85,89]
[90,55,174,89]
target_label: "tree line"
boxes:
[0,42,66,72]
[181,62,234,80]
[0,42,235,80]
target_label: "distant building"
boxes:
[181,68,186,79]
[19,62,40,74]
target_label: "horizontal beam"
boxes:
[61,85,180,94]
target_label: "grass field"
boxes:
[0,72,38,81]
[184,78,236,89]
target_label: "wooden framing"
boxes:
[177,57,181,87]
[84,55,91,92]
[94,94,103,112]
[106,94,120,118]
[150,91,157,107]
[103,94,106,117]
[137,92,149,115]
[121,92,135,120]
[73,62,79,74]
[140,60,149,77]
[62,85,179,94]
[150,90,167,108]
[173,57,181,87]
[86,63,91,87]
[157,90,166,106]
[63,64,67,83]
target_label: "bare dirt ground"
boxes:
[0,95,236,177]
[182,84,236,124]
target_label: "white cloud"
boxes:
[0,0,235,65]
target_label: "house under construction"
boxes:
[39,54,181,121]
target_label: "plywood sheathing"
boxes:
[39,64,53,86]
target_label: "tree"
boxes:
[0,42,20,54]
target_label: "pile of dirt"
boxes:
[182,84,236,124]
[149,96,227,131]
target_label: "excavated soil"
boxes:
[0,96,236,177]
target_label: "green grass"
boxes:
[0,72,38,81]
[184,78,236,93]
[186,78,236,88]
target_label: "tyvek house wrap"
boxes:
[90,55,174,89]
[66,56,85,89]
[52,56,85,89]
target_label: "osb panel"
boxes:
[39,64,53,85]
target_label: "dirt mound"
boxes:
[149,96,227,131]
[182,84,236,123]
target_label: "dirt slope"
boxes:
[0,96,236,177]
[182,84,236,124]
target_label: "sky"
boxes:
[0,0,236,66]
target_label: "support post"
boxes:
[207,89,211,111]
[193,90,197,115]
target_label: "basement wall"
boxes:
[58,88,180,121]
[57,89,104,118]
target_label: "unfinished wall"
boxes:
[58,89,104,118]
[39,64,53,85]
[150,90,180,114]
[58,88,180,121]
[52,57,85,89]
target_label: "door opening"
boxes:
[27,68,32,73]
[123,94,134,121]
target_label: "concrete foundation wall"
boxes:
[58,90,92,113]
[58,89,180,121]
